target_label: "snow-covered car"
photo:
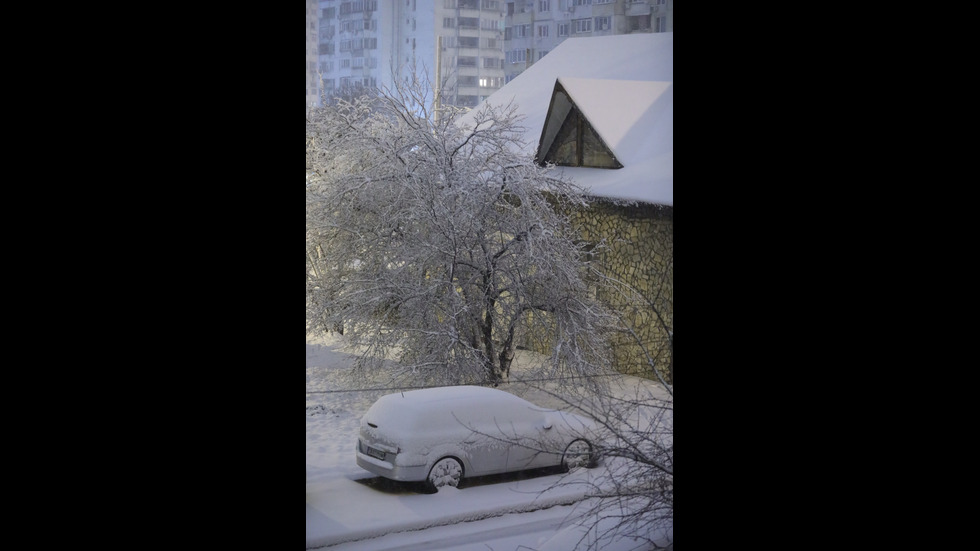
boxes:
[356,385,598,491]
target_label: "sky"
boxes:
[306,331,673,550]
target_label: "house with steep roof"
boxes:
[459,32,673,382]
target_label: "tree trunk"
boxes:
[497,325,517,383]
[498,345,514,383]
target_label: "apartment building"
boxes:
[307,0,321,110]
[503,0,673,83]
[314,0,507,109]
[310,0,672,110]
[435,0,507,108]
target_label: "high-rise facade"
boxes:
[307,0,321,110]
[315,0,506,109]
[503,0,673,83]
[434,1,507,108]
[310,0,672,109]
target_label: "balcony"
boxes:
[627,2,651,16]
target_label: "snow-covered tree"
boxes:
[559,378,673,550]
[509,333,672,549]
[306,80,616,386]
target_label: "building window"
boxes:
[506,49,527,63]
[541,101,621,168]
[655,15,666,32]
[443,17,455,27]
[594,16,611,31]
[458,36,479,48]
[457,56,478,67]
[574,0,592,5]
[539,0,551,10]
[538,50,549,60]
[558,22,569,36]
[573,18,592,33]
[537,24,549,37]
[351,19,377,31]
[628,14,650,31]
[458,17,480,29]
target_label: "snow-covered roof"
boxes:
[459,33,673,206]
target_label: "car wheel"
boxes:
[427,457,463,492]
[562,439,593,472]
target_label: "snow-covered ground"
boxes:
[306,333,672,550]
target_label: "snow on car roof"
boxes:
[364,386,537,433]
[377,385,524,410]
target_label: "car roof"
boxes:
[365,386,537,429]
[382,385,525,410]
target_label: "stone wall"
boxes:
[570,200,674,383]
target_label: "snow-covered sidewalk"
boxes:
[306,465,597,548]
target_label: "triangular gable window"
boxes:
[537,81,622,169]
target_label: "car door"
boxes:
[503,407,554,472]
[448,409,508,477]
